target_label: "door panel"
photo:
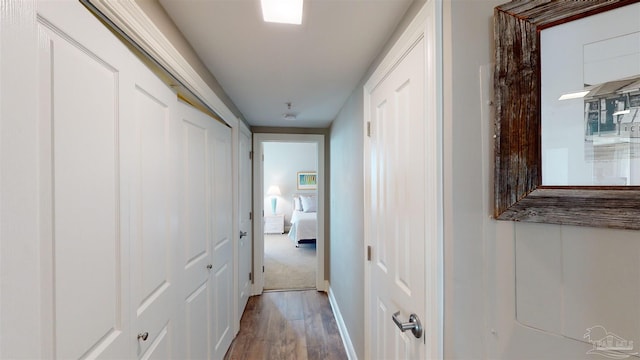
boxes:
[185,283,210,359]
[369,39,426,358]
[131,68,177,359]
[177,102,234,360]
[238,126,252,316]
[211,123,234,359]
[180,106,214,359]
[39,20,129,359]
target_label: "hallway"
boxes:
[225,291,347,360]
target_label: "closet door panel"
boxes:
[211,123,234,359]
[180,109,213,359]
[43,24,128,360]
[131,81,176,359]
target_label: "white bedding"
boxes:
[288,210,317,244]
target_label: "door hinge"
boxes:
[249,272,252,281]
[367,121,371,137]
[249,151,253,160]
[249,211,252,220]
[367,245,372,261]
[262,266,265,273]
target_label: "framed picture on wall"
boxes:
[297,171,317,190]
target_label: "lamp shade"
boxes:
[267,185,281,196]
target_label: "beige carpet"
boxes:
[264,234,316,290]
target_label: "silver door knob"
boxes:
[206,264,213,270]
[392,311,423,339]
[240,231,248,239]
[137,332,149,341]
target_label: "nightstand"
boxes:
[264,214,284,234]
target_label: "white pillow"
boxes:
[293,196,303,211]
[300,195,317,213]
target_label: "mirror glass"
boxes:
[540,3,640,185]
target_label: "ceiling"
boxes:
[159,0,413,128]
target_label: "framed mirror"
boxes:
[494,0,640,230]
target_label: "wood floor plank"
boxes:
[285,291,304,320]
[225,290,346,360]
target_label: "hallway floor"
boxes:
[224,290,348,360]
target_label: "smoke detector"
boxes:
[283,102,297,121]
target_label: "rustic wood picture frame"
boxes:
[494,0,640,230]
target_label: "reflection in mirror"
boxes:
[541,3,640,186]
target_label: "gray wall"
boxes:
[329,88,365,357]
[442,0,501,356]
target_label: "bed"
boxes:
[288,194,317,247]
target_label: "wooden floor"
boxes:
[224,290,348,360]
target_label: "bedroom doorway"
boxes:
[262,142,317,291]
[252,134,325,294]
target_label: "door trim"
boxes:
[363,0,443,358]
[252,133,326,294]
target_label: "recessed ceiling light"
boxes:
[261,0,303,25]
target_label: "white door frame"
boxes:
[252,133,326,294]
[363,0,443,358]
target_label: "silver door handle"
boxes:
[392,311,423,339]
[240,231,247,238]
[137,332,149,341]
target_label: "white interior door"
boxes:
[366,36,431,359]
[34,2,135,358]
[177,102,217,359]
[37,2,133,357]
[365,4,442,357]
[129,59,180,359]
[176,102,234,360]
[211,121,234,359]
[238,125,253,316]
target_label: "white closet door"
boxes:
[36,2,237,359]
[177,102,217,359]
[129,58,180,359]
[211,120,234,360]
[238,125,253,317]
[37,2,133,358]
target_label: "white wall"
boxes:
[444,0,640,359]
[263,142,317,226]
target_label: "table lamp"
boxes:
[266,185,281,214]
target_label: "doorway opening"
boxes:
[253,133,325,294]
[263,141,318,291]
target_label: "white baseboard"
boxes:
[328,286,358,360]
